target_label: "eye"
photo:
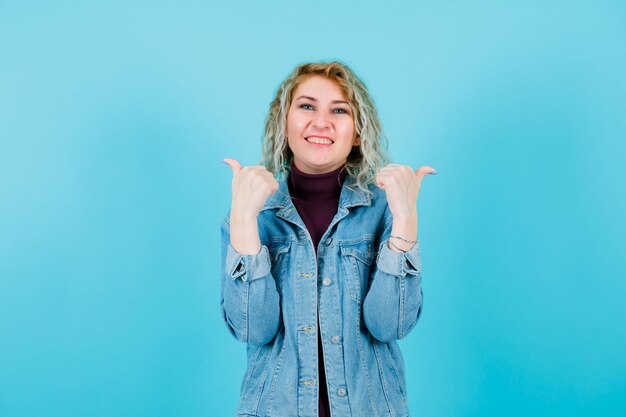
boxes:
[333,107,349,114]
[300,103,314,110]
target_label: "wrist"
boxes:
[387,238,415,252]
[390,212,418,248]
[387,239,414,253]
[230,207,259,224]
[390,205,417,222]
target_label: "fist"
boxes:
[375,164,437,218]
[224,158,279,219]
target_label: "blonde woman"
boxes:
[221,61,436,417]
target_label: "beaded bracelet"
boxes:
[389,234,417,244]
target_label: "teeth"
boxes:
[306,137,333,145]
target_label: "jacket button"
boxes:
[331,335,340,344]
[322,277,332,286]
[325,238,333,245]
[337,388,347,397]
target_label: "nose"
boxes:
[311,110,331,130]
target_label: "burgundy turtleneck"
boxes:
[288,161,348,252]
[288,161,348,417]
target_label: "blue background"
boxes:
[1,1,625,416]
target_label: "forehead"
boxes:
[293,75,347,100]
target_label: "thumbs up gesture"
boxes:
[223,158,279,221]
[375,163,437,252]
[375,163,437,222]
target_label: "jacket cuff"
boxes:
[225,244,271,282]
[376,240,422,277]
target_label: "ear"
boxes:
[353,135,361,146]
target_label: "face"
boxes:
[286,75,360,174]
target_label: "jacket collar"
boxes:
[261,173,372,212]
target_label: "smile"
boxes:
[305,136,334,145]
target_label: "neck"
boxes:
[288,161,347,204]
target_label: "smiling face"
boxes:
[286,75,361,174]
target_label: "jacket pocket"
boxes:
[340,241,375,303]
[383,343,407,407]
[238,344,271,415]
[372,341,409,417]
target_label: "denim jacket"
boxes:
[220,174,423,417]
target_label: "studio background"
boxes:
[1,1,625,416]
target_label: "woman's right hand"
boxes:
[223,158,278,255]
[223,158,279,220]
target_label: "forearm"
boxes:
[221,221,281,345]
[363,213,423,342]
[363,290,422,343]
[363,244,423,341]
[389,208,418,252]
[230,211,262,255]
[222,269,281,345]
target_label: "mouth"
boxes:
[305,136,334,145]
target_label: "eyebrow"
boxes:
[295,95,349,105]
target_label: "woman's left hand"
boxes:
[375,164,437,219]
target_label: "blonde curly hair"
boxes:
[261,61,390,195]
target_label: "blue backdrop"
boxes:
[1,1,625,416]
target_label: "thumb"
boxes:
[414,165,438,181]
[223,158,242,176]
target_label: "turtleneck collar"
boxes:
[288,160,348,205]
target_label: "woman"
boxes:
[221,61,436,417]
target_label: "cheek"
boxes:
[339,122,356,143]
[286,114,302,137]
[286,136,297,153]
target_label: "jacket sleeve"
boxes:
[220,217,281,345]
[363,212,423,342]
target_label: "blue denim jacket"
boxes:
[220,174,423,417]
